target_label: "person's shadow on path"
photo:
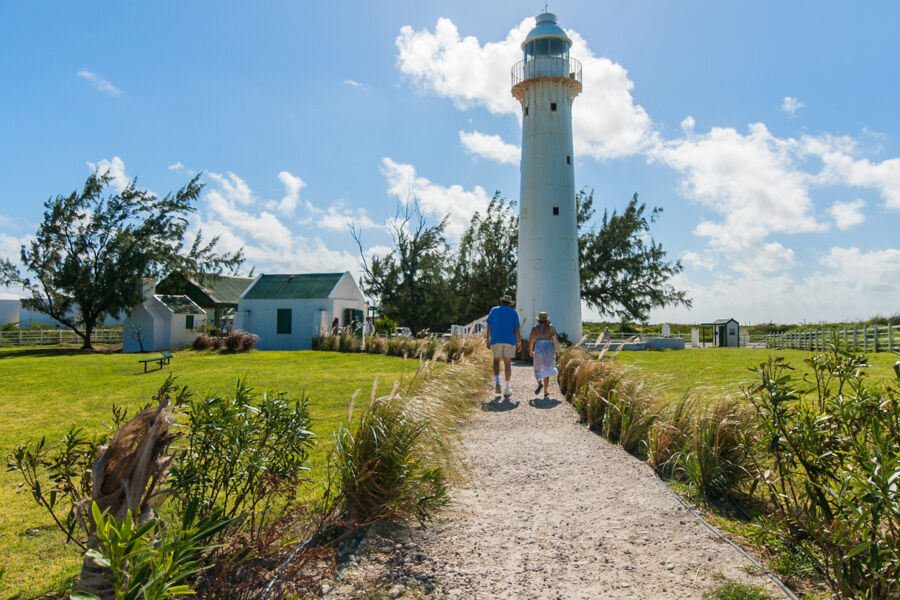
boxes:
[481,396,520,412]
[529,397,561,409]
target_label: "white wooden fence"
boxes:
[767,324,900,354]
[0,328,123,347]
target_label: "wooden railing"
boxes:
[767,324,900,354]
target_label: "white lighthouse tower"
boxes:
[512,12,583,340]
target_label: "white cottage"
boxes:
[234,272,367,351]
[122,280,206,353]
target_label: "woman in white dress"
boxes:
[529,311,559,398]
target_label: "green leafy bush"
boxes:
[746,346,900,599]
[168,378,314,537]
[73,501,232,600]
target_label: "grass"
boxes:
[0,345,418,598]
[612,347,899,404]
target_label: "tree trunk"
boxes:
[81,321,94,351]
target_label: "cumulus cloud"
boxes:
[343,79,366,89]
[646,246,900,323]
[459,130,520,164]
[395,16,653,160]
[804,135,900,210]
[781,96,804,115]
[168,162,185,171]
[380,157,492,239]
[828,199,866,230]
[650,122,826,272]
[87,156,130,192]
[195,171,360,275]
[77,69,122,96]
[272,171,307,215]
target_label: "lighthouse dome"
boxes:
[521,12,572,51]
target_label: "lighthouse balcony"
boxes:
[511,56,582,88]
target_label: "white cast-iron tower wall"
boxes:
[512,13,582,341]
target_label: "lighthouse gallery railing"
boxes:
[511,56,582,87]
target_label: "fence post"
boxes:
[863,325,868,352]
[18,329,22,346]
[873,324,879,353]
[889,324,894,354]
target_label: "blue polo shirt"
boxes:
[487,305,520,345]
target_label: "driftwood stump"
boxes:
[77,395,176,599]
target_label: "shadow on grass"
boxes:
[481,396,519,412]
[0,344,123,359]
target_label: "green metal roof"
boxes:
[199,275,256,304]
[243,273,344,300]
[155,295,205,315]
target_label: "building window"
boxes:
[524,106,529,116]
[552,206,559,215]
[566,155,571,165]
[185,315,194,329]
[277,308,292,334]
[550,102,557,112]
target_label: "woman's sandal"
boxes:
[534,382,543,394]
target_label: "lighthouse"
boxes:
[512,12,583,340]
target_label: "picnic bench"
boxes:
[138,351,173,373]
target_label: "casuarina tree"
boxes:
[577,190,691,322]
[0,171,244,349]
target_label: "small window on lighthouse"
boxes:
[550,102,557,112]
[566,155,571,165]
[524,106,529,116]
[552,206,560,215]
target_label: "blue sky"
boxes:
[1,1,898,324]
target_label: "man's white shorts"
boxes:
[491,343,516,359]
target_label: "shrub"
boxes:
[364,336,387,355]
[224,329,258,352]
[647,393,695,477]
[746,346,900,599]
[168,378,314,538]
[192,333,212,350]
[338,330,361,353]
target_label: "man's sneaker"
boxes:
[495,382,501,394]
[503,387,512,399]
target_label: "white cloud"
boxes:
[77,69,122,96]
[272,171,307,215]
[168,162,185,171]
[650,122,826,272]
[459,130,520,164]
[317,202,380,232]
[343,79,366,89]
[781,96,804,115]
[194,171,360,275]
[380,157,492,239]
[647,246,900,324]
[804,135,900,210]
[87,156,130,192]
[395,17,653,160]
[828,199,866,230]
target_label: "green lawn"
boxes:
[0,346,414,598]
[612,347,899,404]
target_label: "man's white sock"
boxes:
[505,381,511,390]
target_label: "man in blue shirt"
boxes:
[486,295,522,398]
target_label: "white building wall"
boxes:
[168,312,205,349]
[516,78,582,340]
[236,298,331,351]
[122,305,156,353]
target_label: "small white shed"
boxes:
[234,272,367,351]
[703,318,740,348]
[122,280,206,353]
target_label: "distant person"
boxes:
[486,295,522,399]
[529,311,559,398]
[331,316,340,335]
[365,316,375,337]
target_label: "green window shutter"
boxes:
[186,315,194,329]
[277,308,292,334]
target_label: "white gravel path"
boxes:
[329,363,783,599]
